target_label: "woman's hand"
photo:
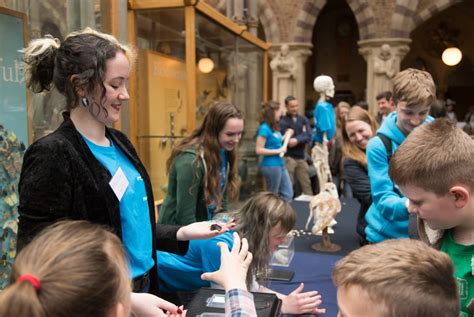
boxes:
[280,283,326,315]
[278,145,288,155]
[201,232,252,290]
[176,219,236,241]
[131,292,184,317]
[284,128,295,138]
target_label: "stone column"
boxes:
[247,0,258,36]
[269,43,312,114]
[232,0,245,26]
[358,38,411,116]
[67,0,96,31]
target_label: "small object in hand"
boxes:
[210,224,222,231]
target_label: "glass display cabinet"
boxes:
[128,0,269,199]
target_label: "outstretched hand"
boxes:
[131,292,186,317]
[281,283,326,315]
[201,232,252,290]
[176,219,236,241]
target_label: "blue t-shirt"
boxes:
[312,100,336,143]
[83,136,154,278]
[157,231,234,292]
[257,122,284,167]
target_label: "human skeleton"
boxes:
[311,142,332,191]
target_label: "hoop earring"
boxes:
[81,97,89,107]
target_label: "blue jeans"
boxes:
[260,166,293,201]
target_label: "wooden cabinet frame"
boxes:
[126,0,269,147]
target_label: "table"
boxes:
[268,198,361,317]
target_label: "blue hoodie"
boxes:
[365,112,434,243]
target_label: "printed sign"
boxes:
[0,7,28,145]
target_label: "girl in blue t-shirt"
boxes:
[256,101,294,201]
[158,192,326,315]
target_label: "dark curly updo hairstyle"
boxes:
[23,28,136,114]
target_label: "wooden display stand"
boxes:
[311,228,341,252]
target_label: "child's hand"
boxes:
[281,283,326,315]
[131,292,183,317]
[201,232,252,291]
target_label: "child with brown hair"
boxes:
[0,221,132,317]
[0,221,257,317]
[365,68,436,243]
[158,192,326,315]
[333,239,459,317]
[389,118,474,315]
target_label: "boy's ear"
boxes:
[389,98,396,108]
[449,186,470,208]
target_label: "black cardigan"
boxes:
[343,158,372,237]
[18,112,187,295]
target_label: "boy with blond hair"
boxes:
[333,239,459,317]
[365,68,436,243]
[390,119,474,316]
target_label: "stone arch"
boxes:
[389,0,419,38]
[291,0,376,42]
[257,0,281,43]
[411,0,463,32]
[203,0,280,43]
[345,0,377,39]
[292,0,327,43]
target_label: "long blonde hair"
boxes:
[232,192,296,288]
[0,221,130,317]
[341,106,379,167]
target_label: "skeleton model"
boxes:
[312,75,335,190]
[305,182,342,252]
[311,142,332,190]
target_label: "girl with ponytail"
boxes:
[0,221,131,317]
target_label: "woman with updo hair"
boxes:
[18,28,233,315]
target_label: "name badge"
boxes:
[109,167,129,201]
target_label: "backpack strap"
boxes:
[376,133,392,162]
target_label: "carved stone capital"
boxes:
[247,16,259,29]
[269,43,313,61]
[232,15,246,26]
[358,38,412,61]
[357,38,412,115]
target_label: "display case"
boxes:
[128,0,269,199]
[270,235,295,267]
